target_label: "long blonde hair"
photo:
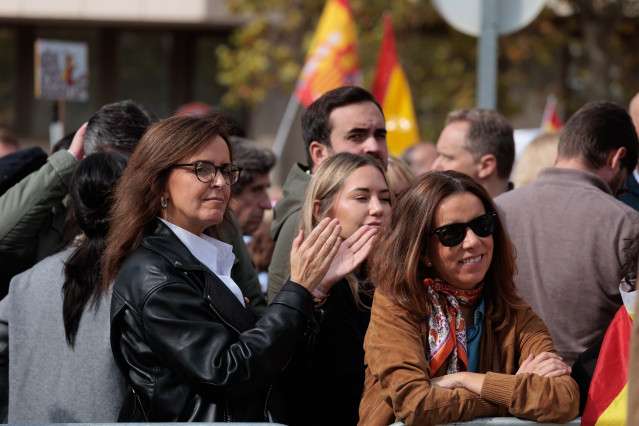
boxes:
[299,153,392,307]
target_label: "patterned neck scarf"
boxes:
[423,277,484,375]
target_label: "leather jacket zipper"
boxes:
[263,384,273,421]
[206,294,241,335]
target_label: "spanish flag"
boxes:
[294,0,362,107]
[371,13,420,156]
[540,95,563,132]
[581,305,633,425]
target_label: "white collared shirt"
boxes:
[159,219,245,307]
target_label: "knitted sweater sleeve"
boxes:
[480,306,580,423]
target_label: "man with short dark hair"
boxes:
[431,108,515,197]
[229,137,276,236]
[495,100,639,366]
[83,100,156,155]
[267,86,388,303]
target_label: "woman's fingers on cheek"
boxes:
[316,233,342,269]
[304,217,333,248]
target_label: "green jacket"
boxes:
[0,150,75,297]
[0,150,267,316]
[267,163,311,304]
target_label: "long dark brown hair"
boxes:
[369,170,524,329]
[63,151,128,347]
[101,115,233,290]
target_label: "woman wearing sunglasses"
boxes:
[101,115,373,422]
[358,170,579,425]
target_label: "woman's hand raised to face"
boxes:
[314,224,378,295]
[289,218,342,293]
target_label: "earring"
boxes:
[161,196,168,209]
[426,260,432,267]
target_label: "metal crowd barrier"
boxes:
[393,417,581,425]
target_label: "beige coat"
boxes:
[359,291,579,426]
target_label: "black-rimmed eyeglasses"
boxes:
[429,211,497,247]
[173,161,242,186]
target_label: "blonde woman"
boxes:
[386,155,415,198]
[512,132,559,188]
[284,152,393,426]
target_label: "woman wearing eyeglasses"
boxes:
[101,115,374,422]
[358,170,579,426]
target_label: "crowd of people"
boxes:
[0,84,638,425]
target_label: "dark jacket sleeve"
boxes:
[140,279,314,398]
[0,149,76,258]
[0,150,76,296]
[0,147,47,196]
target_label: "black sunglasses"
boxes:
[429,211,497,247]
[173,161,242,186]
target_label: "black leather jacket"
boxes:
[110,220,315,422]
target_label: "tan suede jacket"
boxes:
[359,291,579,426]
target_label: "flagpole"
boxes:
[272,93,300,159]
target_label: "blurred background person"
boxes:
[0,126,46,197]
[386,155,414,198]
[0,128,19,158]
[229,137,276,238]
[495,101,639,367]
[246,219,275,296]
[431,109,515,198]
[0,147,46,198]
[511,132,559,188]
[228,137,277,295]
[401,142,437,176]
[618,91,639,210]
[0,151,128,423]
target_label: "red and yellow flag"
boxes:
[581,305,633,425]
[371,13,420,156]
[294,0,362,107]
[541,95,563,132]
